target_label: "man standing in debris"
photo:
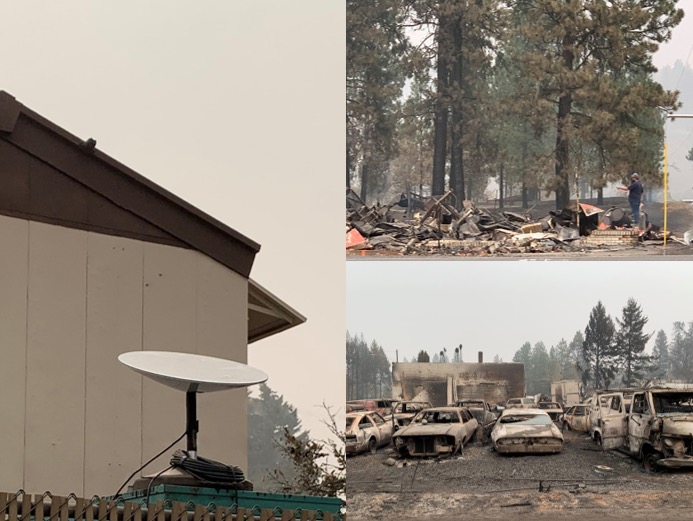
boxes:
[617,173,644,226]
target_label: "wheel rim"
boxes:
[369,438,377,453]
[644,452,662,472]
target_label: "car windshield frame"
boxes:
[412,409,461,424]
[500,413,552,425]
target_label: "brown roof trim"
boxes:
[248,279,306,343]
[0,90,259,278]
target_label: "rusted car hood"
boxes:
[660,415,693,436]
[394,423,462,438]
[493,423,561,440]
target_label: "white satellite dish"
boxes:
[118,351,267,392]
[118,351,268,459]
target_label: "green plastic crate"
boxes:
[114,484,342,517]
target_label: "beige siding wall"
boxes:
[0,215,248,497]
[0,218,29,491]
[25,224,88,494]
[84,233,144,495]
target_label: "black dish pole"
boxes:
[186,391,198,459]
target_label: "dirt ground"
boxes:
[347,198,693,259]
[346,430,693,519]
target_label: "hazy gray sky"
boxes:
[652,7,693,200]
[347,260,693,363]
[1,2,344,441]
[653,7,693,70]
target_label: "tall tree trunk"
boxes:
[360,161,369,203]
[432,13,451,196]
[346,145,352,189]
[499,162,505,209]
[522,180,528,209]
[555,37,575,209]
[597,186,604,205]
[521,134,529,208]
[555,91,572,209]
[449,19,465,206]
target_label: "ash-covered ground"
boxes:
[347,430,693,520]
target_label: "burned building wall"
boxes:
[392,362,525,406]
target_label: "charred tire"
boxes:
[594,432,602,447]
[368,437,377,454]
[562,422,571,432]
[397,447,409,457]
[643,451,663,473]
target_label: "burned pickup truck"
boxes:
[596,388,693,471]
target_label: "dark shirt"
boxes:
[627,180,643,203]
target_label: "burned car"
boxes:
[346,402,366,413]
[453,399,499,424]
[346,398,394,417]
[506,397,536,409]
[537,401,564,422]
[392,407,478,457]
[391,400,432,430]
[491,408,564,454]
[452,399,499,442]
[596,389,693,472]
[346,411,394,455]
[561,404,590,432]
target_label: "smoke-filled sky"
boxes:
[654,9,693,200]
[347,260,693,364]
[652,8,693,70]
[1,1,344,442]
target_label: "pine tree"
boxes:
[390,74,434,200]
[248,383,306,491]
[417,349,431,363]
[669,322,693,382]
[506,0,682,208]
[614,298,653,387]
[408,0,503,201]
[370,340,392,397]
[346,332,392,399]
[529,341,551,396]
[346,0,408,201]
[650,329,669,380]
[582,301,618,389]
[513,341,533,392]
[552,338,571,380]
[569,331,586,383]
[513,341,532,365]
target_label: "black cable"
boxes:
[114,431,187,497]
[170,449,245,484]
[146,464,173,506]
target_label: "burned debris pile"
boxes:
[346,189,652,255]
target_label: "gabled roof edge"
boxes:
[0,90,260,278]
